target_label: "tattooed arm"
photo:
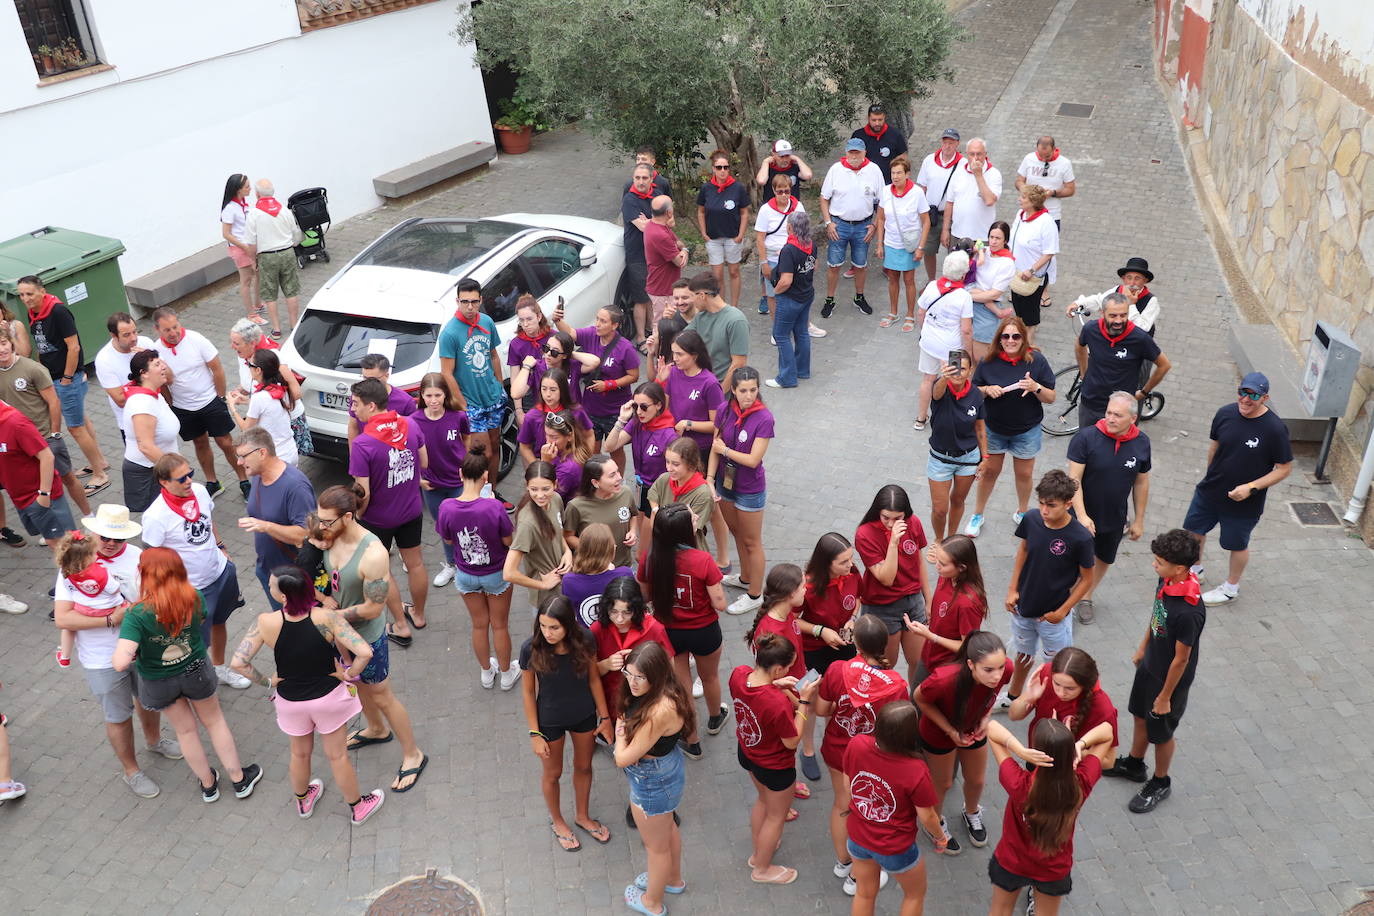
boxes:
[319,607,374,679]
[229,614,275,687]
[338,541,390,625]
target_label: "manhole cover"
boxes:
[1056,102,1094,118]
[1291,501,1340,526]
[1343,888,1374,915]
[368,869,484,916]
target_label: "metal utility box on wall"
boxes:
[1299,321,1360,418]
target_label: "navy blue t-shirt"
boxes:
[621,192,655,263]
[1195,403,1292,518]
[1067,425,1152,532]
[772,241,816,307]
[247,464,317,573]
[851,126,908,183]
[971,352,1057,435]
[768,161,804,191]
[1013,510,1094,618]
[696,181,752,239]
[929,381,984,457]
[623,173,673,197]
[1078,322,1160,408]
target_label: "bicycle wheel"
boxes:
[1041,366,1082,436]
[1140,391,1165,421]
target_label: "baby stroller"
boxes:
[287,187,331,268]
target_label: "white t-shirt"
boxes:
[878,183,929,249]
[221,200,250,245]
[1015,153,1075,219]
[820,161,885,221]
[141,481,226,589]
[973,251,1017,302]
[122,392,181,468]
[246,389,299,465]
[94,336,156,428]
[916,151,963,210]
[1008,212,1060,284]
[947,163,1003,241]
[155,328,220,411]
[917,281,974,358]
[58,542,142,670]
[753,199,807,262]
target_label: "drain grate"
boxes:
[1290,501,1340,526]
[369,869,484,915]
[1056,102,1094,118]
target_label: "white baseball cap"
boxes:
[773,139,794,155]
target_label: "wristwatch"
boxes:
[37,489,50,496]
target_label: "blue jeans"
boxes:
[55,371,89,427]
[827,217,872,269]
[422,484,462,565]
[772,294,811,387]
[255,565,283,611]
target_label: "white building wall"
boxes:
[0,1,492,279]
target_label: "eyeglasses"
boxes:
[456,297,482,306]
[173,469,194,484]
[608,608,633,620]
[309,512,344,529]
[1237,389,1264,401]
[633,402,654,412]
[236,446,265,460]
[624,671,648,683]
[1000,333,1023,341]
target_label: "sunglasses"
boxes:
[1237,389,1264,401]
[1040,161,1050,177]
[546,413,571,428]
[174,469,195,484]
[541,345,564,356]
[97,535,125,544]
[713,164,730,170]
[1000,333,1023,341]
[633,402,654,412]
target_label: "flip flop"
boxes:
[386,623,413,647]
[750,866,798,885]
[792,782,811,800]
[624,885,666,915]
[785,807,799,822]
[83,480,111,497]
[392,753,428,793]
[634,872,686,895]
[575,819,611,844]
[346,729,394,750]
[76,466,95,478]
[879,313,899,328]
[552,825,581,852]
[404,605,426,630]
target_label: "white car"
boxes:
[279,213,626,476]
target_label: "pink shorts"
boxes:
[272,682,362,737]
[228,244,255,269]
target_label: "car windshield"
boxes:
[353,220,525,276]
[293,312,437,373]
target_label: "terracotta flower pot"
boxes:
[495,125,533,155]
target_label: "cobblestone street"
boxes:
[2,0,1372,913]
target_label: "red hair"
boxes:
[138,547,200,637]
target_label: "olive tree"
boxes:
[456,0,962,197]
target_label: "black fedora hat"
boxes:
[1116,257,1154,282]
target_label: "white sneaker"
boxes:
[0,593,28,614]
[481,657,498,689]
[499,665,522,691]
[727,593,763,616]
[1190,565,1205,584]
[994,688,1012,712]
[833,860,852,879]
[765,378,783,389]
[963,514,985,538]
[808,323,827,338]
[692,677,704,699]
[216,665,252,690]
[842,869,889,896]
[1202,585,1238,606]
[432,563,456,588]
[721,573,748,590]
[1011,510,1025,525]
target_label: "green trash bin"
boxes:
[0,226,128,369]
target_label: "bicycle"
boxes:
[1040,306,1164,436]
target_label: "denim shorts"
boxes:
[862,593,925,635]
[706,237,744,266]
[625,744,686,816]
[1009,613,1073,663]
[761,258,779,297]
[467,400,504,433]
[17,494,76,540]
[972,302,1002,343]
[56,372,89,427]
[986,425,1043,459]
[827,216,872,269]
[1182,489,1260,552]
[136,657,218,711]
[927,446,981,482]
[848,837,922,875]
[455,568,511,596]
[881,245,916,272]
[359,631,391,684]
[714,479,766,512]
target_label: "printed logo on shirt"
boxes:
[646,444,660,457]
[577,594,601,629]
[842,594,858,611]
[446,429,459,441]
[1049,539,1067,556]
[673,571,696,610]
[456,526,490,568]
[737,430,748,444]
[462,334,492,371]
[605,357,616,369]
[184,516,213,546]
[724,200,736,210]
[1149,595,1168,637]
[13,377,27,391]
[879,147,891,157]
[733,699,762,747]
[617,506,631,522]
[901,539,917,556]
[1245,437,1259,448]
[76,578,101,597]
[1124,457,1137,468]
[688,390,700,401]
[966,406,977,417]
[937,600,950,619]
[850,769,898,823]
[387,446,416,489]
[1114,349,1129,359]
[833,695,877,738]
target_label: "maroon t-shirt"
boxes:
[855,518,927,605]
[643,221,682,296]
[1027,662,1119,748]
[729,665,798,770]
[751,611,805,680]
[636,547,722,629]
[994,755,1101,881]
[818,660,908,772]
[800,571,861,652]
[915,657,1013,750]
[844,734,939,854]
[920,578,987,670]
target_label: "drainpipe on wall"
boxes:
[1342,423,1374,525]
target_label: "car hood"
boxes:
[311,266,456,320]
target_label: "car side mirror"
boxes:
[579,247,598,267]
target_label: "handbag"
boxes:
[291,408,314,456]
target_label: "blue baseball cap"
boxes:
[1239,372,1270,395]
[845,138,866,152]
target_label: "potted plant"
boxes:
[493,92,549,155]
[36,45,55,75]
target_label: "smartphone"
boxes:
[947,348,969,370]
[797,668,822,691]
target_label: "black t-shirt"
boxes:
[768,161,803,191]
[1013,510,1095,617]
[772,241,816,307]
[30,303,81,381]
[929,381,984,457]
[1067,425,1152,532]
[519,637,597,727]
[972,352,1057,435]
[1194,403,1292,518]
[622,173,673,198]
[1077,322,1160,407]
[695,181,752,239]
[1142,585,1205,690]
[621,192,655,264]
[851,126,908,183]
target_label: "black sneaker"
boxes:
[933,817,961,855]
[201,768,220,803]
[1128,776,1172,813]
[679,740,703,760]
[233,763,263,799]
[1103,754,1149,783]
[853,293,873,315]
[962,805,988,847]
[239,480,252,499]
[205,480,223,498]
[706,705,729,735]
[820,297,836,319]
[0,527,25,547]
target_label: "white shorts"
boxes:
[917,348,946,376]
[706,237,744,266]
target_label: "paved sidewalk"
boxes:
[1,0,1372,913]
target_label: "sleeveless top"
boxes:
[625,695,685,758]
[324,532,384,644]
[273,609,340,702]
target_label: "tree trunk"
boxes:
[708,71,764,208]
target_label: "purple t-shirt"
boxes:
[552,455,583,503]
[563,566,635,629]
[507,335,548,371]
[663,366,725,454]
[348,421,425,528]
[628,418,677,486]
[411,408,470,488]
[517,405,592,455]
[509,338,583,399]
[348,385,417,421]
[436,496,513,576]
[575,328,639,417]
[716,404,775,494]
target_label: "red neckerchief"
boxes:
[934,149,962,169]
[363,410,409,450]
[668,471,706,500]
[1097,318,1136,347]
[892,180,917,198]
[936,278,964,294]
[1119,285,1151,300]
[991,248,1016,259]
[254,381,287,401]
[160,486,200,522]
[67,561,110,598]
[947,379,973,400]
[785,234,813,255]
[1037,148,1061,163]
[453,309,489,338]
[641,409,676,432]
[628,185,653,200]
[1157,572,1201,606]
[730,400,766,422]
[863,124,888,140]
[27,293,62,323]
[963,159,992,173]
[535,401,566,415]
[96,543,127,563]
[1020,208,1049,222]
[121,384,159,400]
[255,196,282,217]
[159,331,182,356]
[233,196,248,215]
[1094,418,1141,453]
[997,350,1023,364]
[515,329,549,346]
[709,175,736,191]
[841,659,906,705]
[767,197,797,215]
[841,156,872,172]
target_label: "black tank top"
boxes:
[274,609,341,702]
[625,696,685,758]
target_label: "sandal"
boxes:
[392,753,428,792]
[784,807,799,822]
[792,782,811,800]
[575,819,611,844]
[750,866,798,885]
[912,418,927,431]
[552,825,581,852]
[0,780,26,802]
[386,622,413,647]
[345,729,394,750]
[404,604,426,630]
[879,313,899,328]
[624,885,666,915]
[902,317,917,332]
[1039,295,1054,309]
[83,479,111,497]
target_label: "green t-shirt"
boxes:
[646,473,712,551]
[0,355,55,436]
[687,305,749,383]
[512,493,566,580]
[118,593,208,679]
[563,488,639,568]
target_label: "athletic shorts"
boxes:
[361,514,423,551]
[737,744,795,793]
[273,682,362,737]
[172,398,235,441]
[1127,669,1188,744]
[665,621,723,658]
[540,710,598,743]
[989,854,1072,897]
[359,631,391,685]
[467,401,505,434]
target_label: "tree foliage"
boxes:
[457,0,963,196]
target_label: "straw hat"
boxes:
[81,504,143,540]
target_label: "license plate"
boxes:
[319,391,349,410]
